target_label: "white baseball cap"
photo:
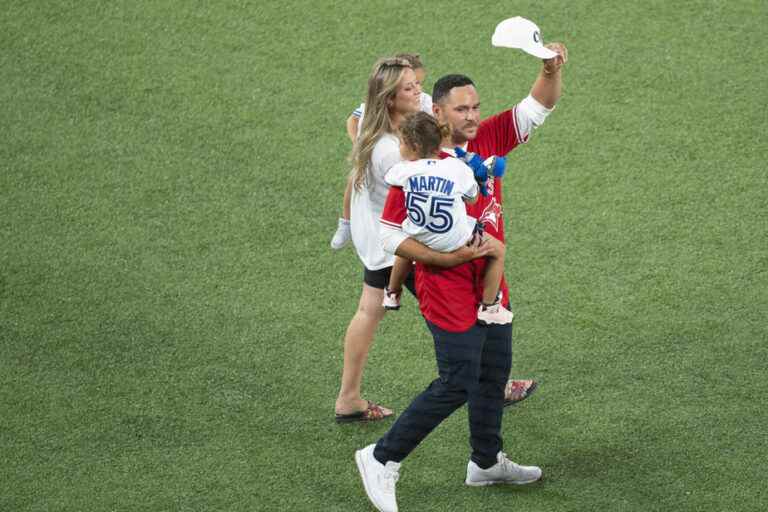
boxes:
[492,16,558,59]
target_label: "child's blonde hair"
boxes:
[394,53,423,70]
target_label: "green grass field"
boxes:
[2,1,767,510]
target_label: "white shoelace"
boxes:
[379,465,400,493]
[498,453,519,473]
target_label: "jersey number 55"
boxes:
[406,192,455,234]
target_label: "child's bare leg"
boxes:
[477,235,512,326]
[383,256,410,310]
[342,175,352,220]
[331,176,354,250]
[481,234,506,305]
[388,255,411,294]
[477,234,512,325]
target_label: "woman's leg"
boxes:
[335,283,391,415]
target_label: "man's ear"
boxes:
[432,103,441,121]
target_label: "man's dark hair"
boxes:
[432,74,475,104]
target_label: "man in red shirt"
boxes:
[356,43,567,512]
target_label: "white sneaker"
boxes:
[465,451,542,486]
[331,218,351,250]
[476,302,513,325]
[355,444,400,512]
[382,287,401,310]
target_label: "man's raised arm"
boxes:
[529,42,568,109]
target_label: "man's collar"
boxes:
[440,142,469,157]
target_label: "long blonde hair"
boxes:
[350,57,412,191]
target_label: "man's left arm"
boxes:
[508,42,568,146]
[529,42,567,109]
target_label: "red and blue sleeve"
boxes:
[380,186,407,228]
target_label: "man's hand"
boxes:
[543,42,568,74]
[450,233,493,264]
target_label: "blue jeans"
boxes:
[374,320,512,469]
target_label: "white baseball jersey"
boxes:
[352,92,433,136]
[384,157,478,252]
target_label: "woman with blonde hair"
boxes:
[334,57,422,422]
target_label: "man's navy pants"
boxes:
[374,320,512,469]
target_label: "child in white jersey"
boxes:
[331,53,433,250]
[383,112,512,325]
